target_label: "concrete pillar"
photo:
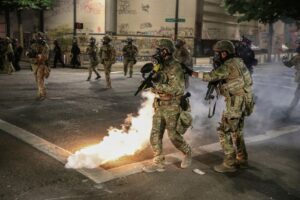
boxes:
[105,0,117,35]
[193,0,204,57]
[73,0,77,36]
[5,11,10,37]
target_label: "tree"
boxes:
[0,0,54,46]
[224,0,300,61]
[0,0,54,10]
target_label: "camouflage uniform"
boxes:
[283,52,300,113]
[196,40,254,172]
[122,39,138,78]
[145,39,191,172]
[31,40,50,100]
[0,37,4,71]
[99,36,116,88]
[173,39,193,88]
[86,37,101,81]
[2,38,15,75]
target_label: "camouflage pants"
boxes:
[123,60,135,77]
[103,61,113,88]
[150,102,191,164]
[87,64,100,79]
[288,83,300,111]
[3,61,15,75]
[34,65,46,97]
[217,95,248,166]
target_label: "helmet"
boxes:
[241,36,252,45]
[5,37,11,43]
[103,35,112,43]
[36,32,45,40]
[90,37,96,44]
[213,40,235,54]
[158,39,175,54]
[126,38,133,43]
[175,39,185,48]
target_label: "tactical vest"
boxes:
[219,57,254,116]
[219,58,246,96]
[123,45,137,60]
[100,45,115,61]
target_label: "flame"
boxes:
[65,91,155,169]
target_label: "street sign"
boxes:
[165,18,186,23]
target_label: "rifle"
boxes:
[134,48,163,96]
[135,47,196,96]
[205,53,222,118]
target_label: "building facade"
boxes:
[1,0,299,57]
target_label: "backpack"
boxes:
[236,59,255,116]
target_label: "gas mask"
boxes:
[212,52,222,69]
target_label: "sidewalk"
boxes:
[19,53,287,73]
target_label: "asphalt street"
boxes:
[0,62,300,199]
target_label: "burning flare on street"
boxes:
[65,92,155,169]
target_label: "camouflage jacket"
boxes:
[31,43,49,64]
[173,46,192,67]
[122,44,138,60]
[86,44,99,64]
[99,44,116,62]
[154,58,185,97]
[284,54,300,82]
[4,43,14,62]
[202,57,253,97]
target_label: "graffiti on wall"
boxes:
[119,23,129,34]
[80,0,104,15]
[118,0,137,15]
[140,23,152,29]
[141,4,150,12]
[110,36,194,59]
[119,25,194,37]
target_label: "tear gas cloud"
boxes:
[66,62,298,169]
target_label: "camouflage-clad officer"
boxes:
[30,37,50,100]
[86,37,101,81]
[173,39,193,88]
[0,37,4,71]
[143,39,192,173]
[192,40,254,173]
[2,37,15,75]
[122,38,138,78]
[99,35,116,89]
[282,48,300,114]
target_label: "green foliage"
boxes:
[224,0,300,24]
[0,0,54,10]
